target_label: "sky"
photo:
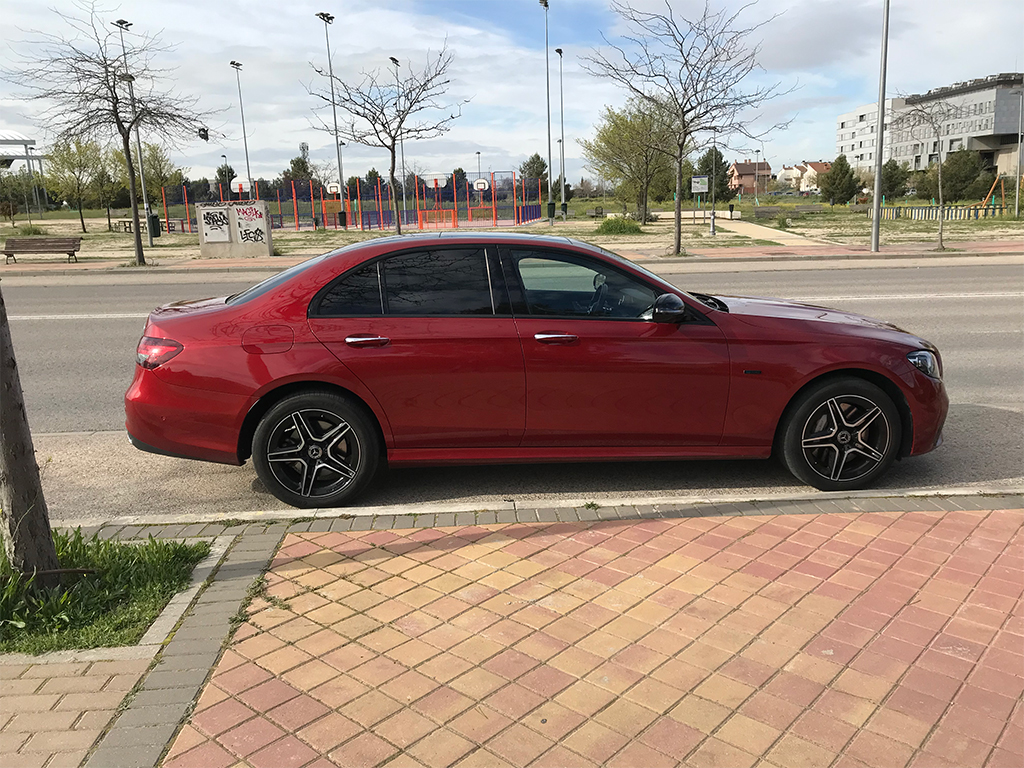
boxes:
[1,0,1022,186]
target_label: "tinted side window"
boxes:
[384,249,493,316]
[317,263,382,316]
[511,250,656,319]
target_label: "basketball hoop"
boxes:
[420,173,449,188]
[473,178,489,191]
[327,182,341,195]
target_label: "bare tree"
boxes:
[6,1,209,264]
[584,0,790,254]
[1,284,59,585]
[890,95,962,250]
[308,45,465,235]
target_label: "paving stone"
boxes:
[536,509,559,523]
[476,511,498,526]
[455,513,476,527]
[373,516,396,529]
[495,511,516,524]
[615,506,639,520]
[98,526,124,540]
[633,505,661,518]
[128,688,198,708]
[143,668,210,690]
[86,742,166,768]
[97,722,178,750]
[155,652,221,672]
[307,519,334,532]
[115,704,188,728]
[329,518,354,532]
[351,516,373,531]
[287,521,314,532]
[392,516,415,529]
[577,508,600,521]
[516,509,539,523]
[596,507,619,520]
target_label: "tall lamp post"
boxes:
[754,149,760,206]
[476,151,482,204]
[540,0,554,224]
[555,47,566,219]
[316,12,347,229]
[220,154,229,198]
[389,57,408,218]
[1012,88,1023,219]
[113,18,154,247]
[870,0,890,252]
[229,61,253,198]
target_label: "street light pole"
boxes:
[555,47,566,219]
[1013,88,1023,219]
[113,19,154,247]
[229,61,253,199]
[754,149,760,206]
[316,12,347,229]
[710,132,717,236]
[870,0,890,252]
[540,0,554,225]
[390,57,408,217]
[476,151,482,204]
[220,154,228,198]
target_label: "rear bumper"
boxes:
[125,366,248,465]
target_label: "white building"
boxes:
[835,73,1022,175]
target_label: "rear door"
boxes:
[308,247,526,448]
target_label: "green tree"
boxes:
[879,159,910,200]
[941,149,983,202]
[518,153,548,185]
[215,164,235,189]
[696,147,735,203]
[45,139,101,232]
[281,154,314,186]
[578,101,673,222]
[819,155,859,206]
[365,168,381,187]
[90,146,126,231]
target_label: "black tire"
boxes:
[252,390,381,508]
[779,377,901,492]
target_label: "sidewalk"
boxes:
[1,494,1021,768]
[1,238,1021,278]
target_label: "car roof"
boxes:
[322,231,605,263]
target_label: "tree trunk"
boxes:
[122,134,146,266]
[77,188,86,233]
[389,147,402,236]
[673,145,683,255]
[106,204,112,232]
[0,284,60,587]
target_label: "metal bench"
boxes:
[3,237,83,264]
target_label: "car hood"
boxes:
[719,294,908,332]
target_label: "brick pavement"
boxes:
[0,658,149,768]
[158,501,1023,768]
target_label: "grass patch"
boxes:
[0,529,210,655]
[15,224,47,236]
[595,217,643,235]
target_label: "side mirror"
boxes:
[652,293,688,323]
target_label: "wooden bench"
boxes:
[752,206,782,218]
[793,204,825,213]
[3,237,82,264]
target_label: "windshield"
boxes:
[226,254,328,305]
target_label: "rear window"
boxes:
[226,254,327,305]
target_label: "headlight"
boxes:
[907,350,941,379]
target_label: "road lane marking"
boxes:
[8,313,150,320]
[6,291,1022,321]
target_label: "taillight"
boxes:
[136,336,183,369]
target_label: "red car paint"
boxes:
[125,233,947,475]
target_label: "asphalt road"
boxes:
[4,259,1022,522]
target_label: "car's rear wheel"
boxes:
[252,391,380,508]
[780,377,901,492]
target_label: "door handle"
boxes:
[345,335,390,348]
[534,333,578,345]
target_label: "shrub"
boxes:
[776,214,789,229]
[596,217,643,235]
[16,224,46,236]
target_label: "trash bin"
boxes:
[547,202,556,220]
[148,213,161,237]
[728,204,734,219]
[560,202,568,218]
[338,211,347,228]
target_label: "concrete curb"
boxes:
[2,249,1020,278]
[50,484,1024,530]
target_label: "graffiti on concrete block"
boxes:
[238,226,266,243]
[201,206,231,242]
[235,204,268,246]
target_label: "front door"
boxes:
[503,248,731,447]
[308,247,526,448]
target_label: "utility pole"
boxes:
[1013,88,1023,219]
[555,47,566,219]
[316,12,347,228]
[540,0,554,224]
[113,19,154,247]
[710,132,717,236]
[229,61,253,198]
[870,0,890,252]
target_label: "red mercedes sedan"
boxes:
[126,233,947,508]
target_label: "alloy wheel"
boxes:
[265,408,360,499]
[800,395,891,483]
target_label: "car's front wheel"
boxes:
[252,391,380,508]
[779,377,901,492]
